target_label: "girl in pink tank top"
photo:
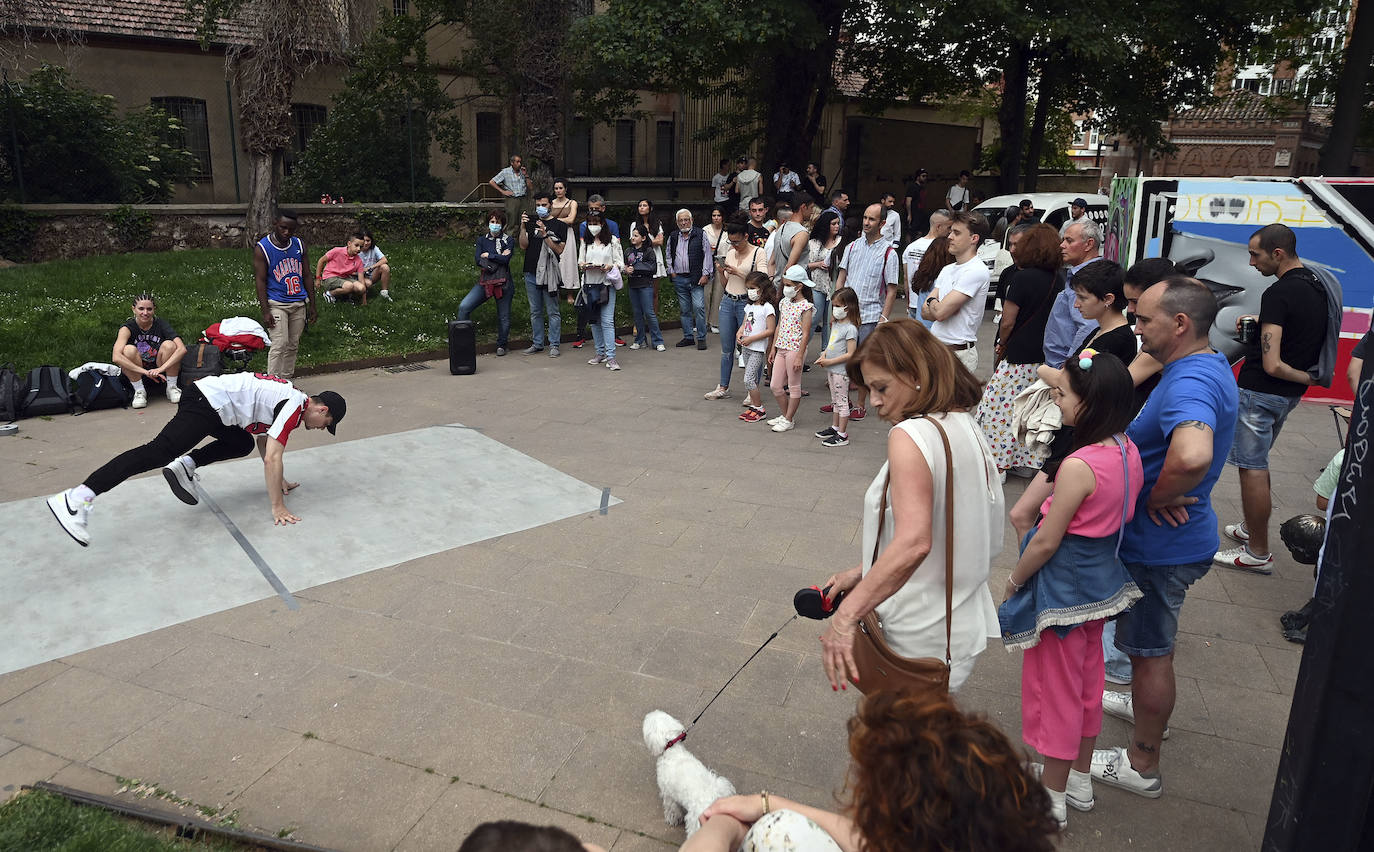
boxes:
[997,349,1144,828]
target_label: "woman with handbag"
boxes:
[976,222,1059,478]
[817,319,1003,694]
[458,211,515,356]
[578,212,625,370]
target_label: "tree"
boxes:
[852,0,1304,192]
[283,3,464,202]
[572,0,844,183]
[0,64,198,203]
[1317,0,1374,174]
[187,0,374,244]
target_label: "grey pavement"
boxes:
[0,314,1336,850]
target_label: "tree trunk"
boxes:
[761,0,843,188]
[1024,71,1057,193]
[514,0,569,190]
[1319,0,1374,175]
[997,42,1031,195]
[245,149,281,241]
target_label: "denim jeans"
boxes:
[811,289,831,351]
[524,273,561,348]
[1227,387,1301,470]
[909,291,934,328]
[588,289,618,358]
[628,286,663,347]
[673,274,706,341]
[717,295,747,388]
[1102,619,1133,682]
[457,280,513,347]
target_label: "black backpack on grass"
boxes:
[0,363,21,421]
[20,366,73,417]
[74,371,133,412]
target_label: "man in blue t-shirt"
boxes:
[1091,276,1238,802]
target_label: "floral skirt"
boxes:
[976,361,1048,472]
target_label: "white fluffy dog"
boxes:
[642,710,736,836]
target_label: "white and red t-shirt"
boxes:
[197,372,309,445]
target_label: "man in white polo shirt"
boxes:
[923,211,991,372]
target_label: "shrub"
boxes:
[0,65,200,204]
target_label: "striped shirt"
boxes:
[839,236,899,323]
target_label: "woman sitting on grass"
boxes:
[112,292,186,409]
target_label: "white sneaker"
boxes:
[1224,522,1250,543]
[766,415,787,426]
[710,326,720,334]
[1102,690,1170,738]
[322,290,336,304]
[380,290,393,301]
[47,491,92,546]
[131,389,148,409]
[629,342,642,350]
[162,457,200,505]
[1090,746,1162,798]
[770,418,795,433]
[655,344,666,352]
[1213,545,1274,574]
[1027,763,1094,812]
[166,385,182,404]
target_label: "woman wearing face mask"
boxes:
[806,210,843,346]
[551,179,580,299]
[459,211,515,355]
[814,319,1004,693]
[705,222,765,401]
[578,212,625,370]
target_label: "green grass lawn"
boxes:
[0,789,242,851]
[0,241,683,373]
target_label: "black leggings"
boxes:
[84,383,256,495]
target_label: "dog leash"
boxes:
[665,614,798,750]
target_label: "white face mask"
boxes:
[782,285,798,299]
[488,222,502,234]
[832,306,847,320]
[747,288,760,301]
[587,225,602,236]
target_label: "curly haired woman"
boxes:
[682,691,1058,852]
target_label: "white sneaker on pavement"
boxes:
[770,418,795,433]
[1224,522,1250,543]
[131,388,148,409]
[166,385,182,404]
[1102,690,1170,738]
[1027,763,1095,812]
[47,490,92,546]
[162,456,200,505]
[1213,545,1274,574]
[1090,746,1162,798]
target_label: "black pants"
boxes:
[84,383,256,495]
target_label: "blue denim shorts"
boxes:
[1113,560,1211,657]
[1227,388,1300,470]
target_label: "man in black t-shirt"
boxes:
[1216,224,1330,573]
[517,190,568,356]
[745,197,771,247]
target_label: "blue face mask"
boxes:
[535,206,550,218]
[489,222,502,235]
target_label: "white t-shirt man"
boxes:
[929,257,990,346]
[712,172,730,203]
[902,236,935,300]
[881,208,902,247]
[947,183,970,211]
[774,171,801,193]
[197,372,311,445]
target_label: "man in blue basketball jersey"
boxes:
[254,210,317,379]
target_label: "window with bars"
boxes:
[285,103,327,175]
[393,0,409,15]
[567,117,591,175]
[150,96,211,177]
[655,120,675,177]
[615,119,635,176]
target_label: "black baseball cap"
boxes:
[1072,197,1087,207]
[317,391,346,435]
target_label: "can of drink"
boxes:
[1239,316,1258,346]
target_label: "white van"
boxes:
[971,192,1109,308]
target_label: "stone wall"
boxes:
[11,203,502,263]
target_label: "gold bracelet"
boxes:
[761,790,770,814]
